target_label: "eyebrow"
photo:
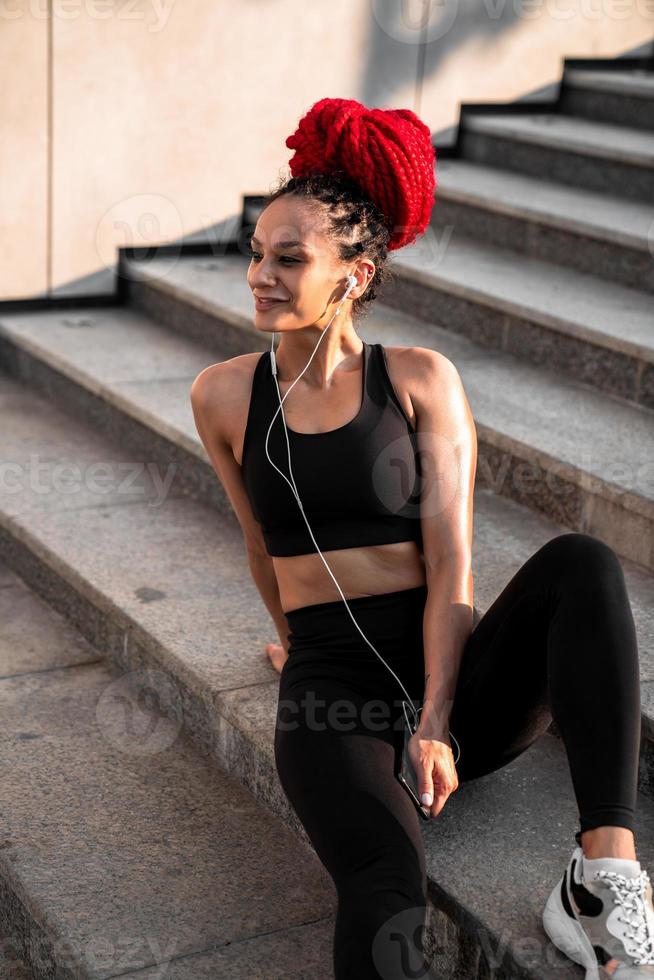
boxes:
[250,235,311,250]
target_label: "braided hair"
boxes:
[263,97,437,321]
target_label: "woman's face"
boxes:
[247,195,362,333]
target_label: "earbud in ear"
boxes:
[337,274,358,308]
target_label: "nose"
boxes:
[248,258,277,289]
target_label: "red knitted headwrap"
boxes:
[285,97,436,252]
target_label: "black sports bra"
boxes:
[240,341,424,558]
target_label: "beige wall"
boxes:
[1,5,49,298]
[2,0,652,300]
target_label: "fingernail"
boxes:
[421,793,432,806]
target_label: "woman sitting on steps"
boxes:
[191,96,654,980]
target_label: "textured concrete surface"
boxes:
[460,115,653,204]
[461,111,654,167]
[393,233,654,362]
[563,69,654,98]
[434,157,654,250]
[0,927,34,980]
[0,374,187,517]
[0,573,336,979]
[560,69,654,132]
[0,571,100,678]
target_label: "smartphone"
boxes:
[396,720,431,821]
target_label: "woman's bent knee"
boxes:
[540,531,617,563]
[536,532,623,585]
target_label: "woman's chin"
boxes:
[255,310,286,323]
[254,315,296,330]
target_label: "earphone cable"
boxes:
[263,278,460,763]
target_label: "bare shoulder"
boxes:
[189,351,270,556]
[382,344,464,427]
[190,351,262,447]
[384,344,456,378]
[190,350,261,404]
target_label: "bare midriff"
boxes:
[271,541,427,614]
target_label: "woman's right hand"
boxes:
[409,731,459,818]
[265,641,289,674]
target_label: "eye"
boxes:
[248,249,299,265]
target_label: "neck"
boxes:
[274,326,363,388]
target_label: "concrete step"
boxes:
[0,561,337,979]
[0,356,653,781]
[0,924,34,980]
[126,235,654,412]
[0,304,231,516]
[559,68,654,131]
[459,111,654,202]
[387,232,654,410]
[433,158,654,293]
[71,251,654,571]
[1,376,654,979]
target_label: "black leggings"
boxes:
[273,533,642,979]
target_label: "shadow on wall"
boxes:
[360,0,654,109]
[360,0,524,106]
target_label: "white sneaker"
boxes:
[542,844,654,978]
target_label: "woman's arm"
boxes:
[419,557,473,739]
[407,349,478,740]
[190,360,290,650]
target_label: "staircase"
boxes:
[1,51,653,980]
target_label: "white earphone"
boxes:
[264,274,460,763]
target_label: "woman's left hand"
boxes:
[408,730,459,818]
